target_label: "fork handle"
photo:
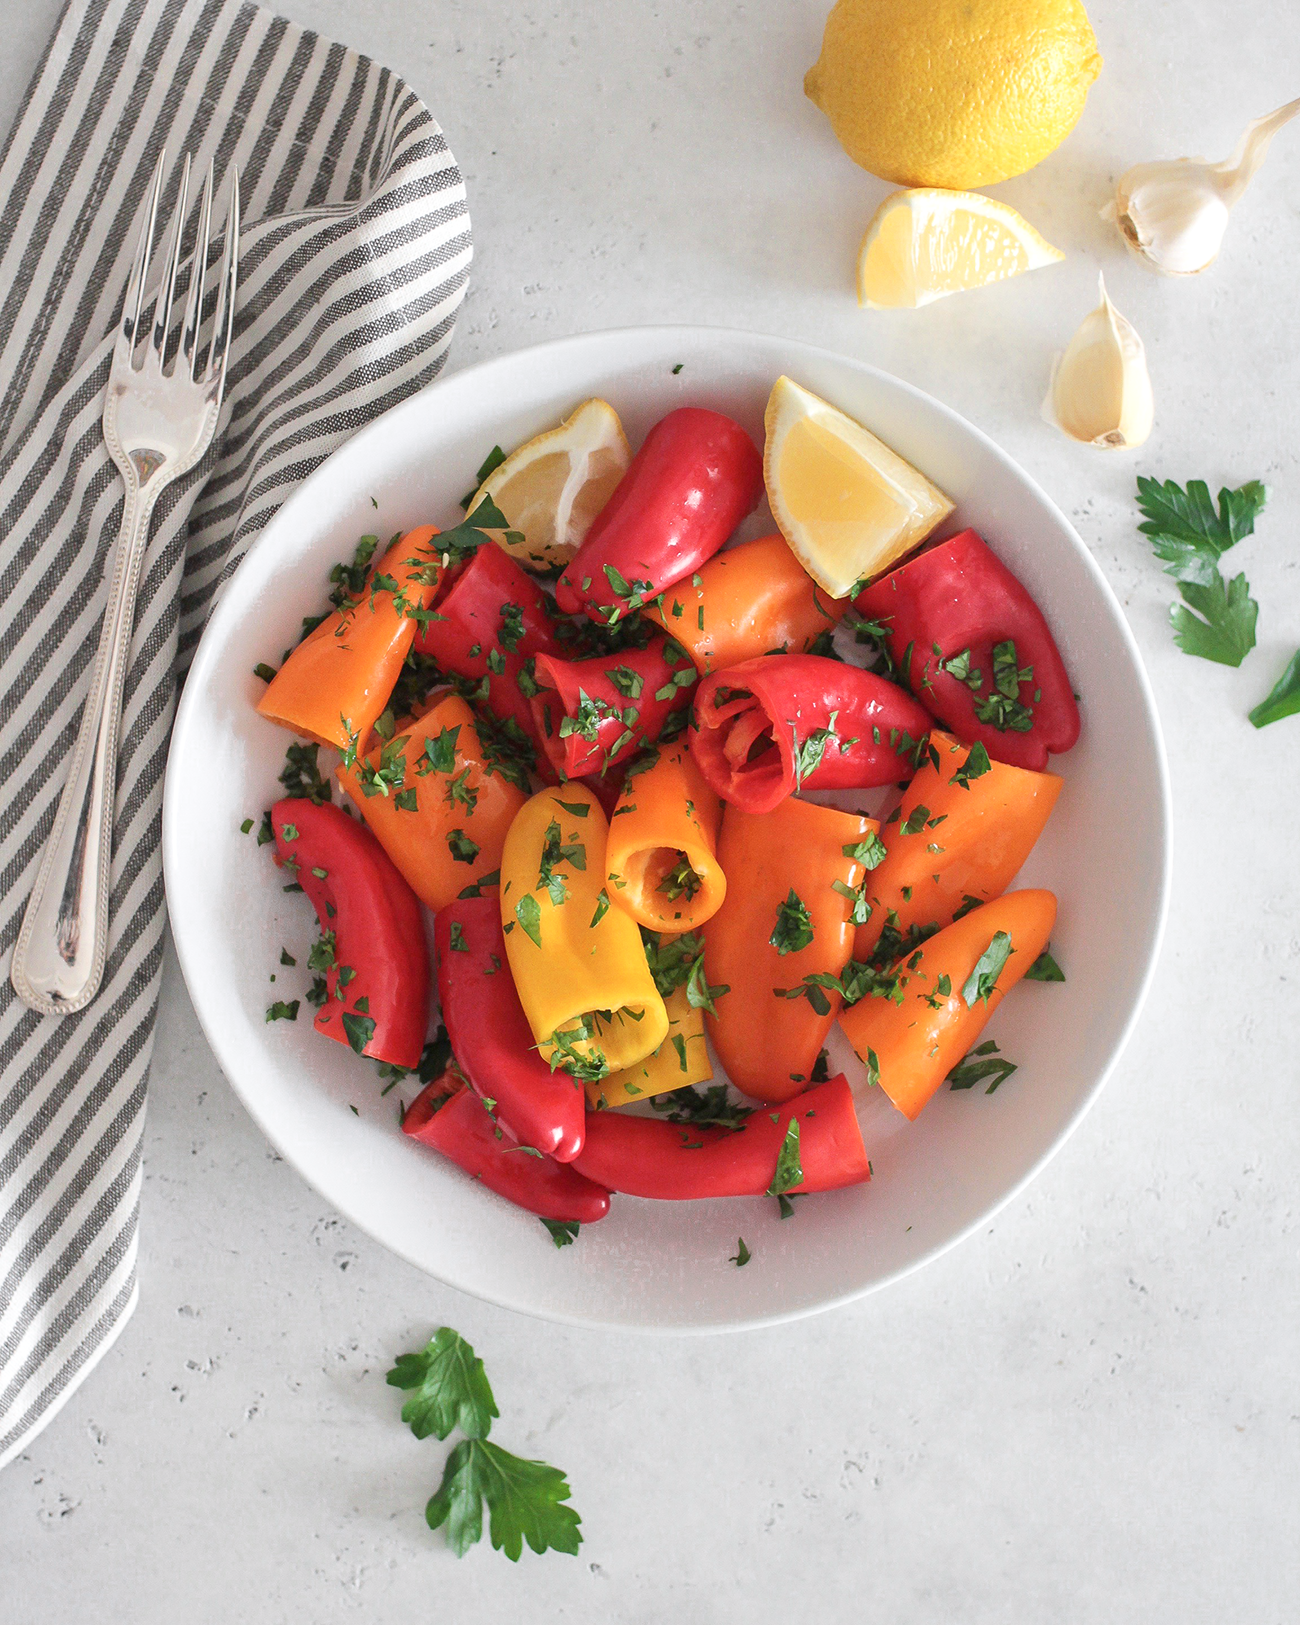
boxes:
[10,480,161,1015]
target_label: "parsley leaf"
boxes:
[426,1438,582,1560]
[1024,947,1065,982]
[729,1236,751,1267]
[541,1219,580,1248]
[1135,476,1268,586]
[447,829,481,865]
[515,893,543,947]
[765,1120,803,1198]
[1249,648,1300,729]
[973,641,1034,732]
[341,1010,376,1053]
[947,1039,1018,1094]
[685,954,729,1015]
[962,931,1013,1007]
[265,1000,299,1022]
[950,741,992,788]
[842,832,887,869]
[641,929,705,996]
[421,725,461,776]
[386,1327,499,1441]
[900,804,930,837]
[1170,573,1258,666]
[652,1083,752,1128]
[770,889,814,955]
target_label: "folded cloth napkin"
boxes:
[0,0,471,1469]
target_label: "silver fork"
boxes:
[11,150,240,1016]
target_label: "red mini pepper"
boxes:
[571,1075,870,1200]
[412,541,563,764]
[530,632,698,778]
[403,1071,611,1222]
[688,653,935,814]
[554,407,763,622]
[435,897,586,1162]
[853,529,1080,771]
[271,798,429,1069]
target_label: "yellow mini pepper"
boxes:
[587,985,710,1109]
[500,783,669,1077]
[336,692,525,911]
[606,742,726,932]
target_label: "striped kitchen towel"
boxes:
[0,0,471,1469]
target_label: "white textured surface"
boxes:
[3,2,1297,1618]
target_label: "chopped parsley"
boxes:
[961,931,1013,1007]
[950,741,992,788]
[947,1040,1018,1094]
[769,889,814,955]
[1024,946,1065,982]
[765,1120,803,1200]
[447,829,481,865]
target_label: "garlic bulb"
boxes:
[1103,98,1300,275]
[1043,274,1153,449]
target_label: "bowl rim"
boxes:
[163,322,1172,1334]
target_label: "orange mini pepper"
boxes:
[839,889,1056,1121]
[703,796,879,1104]
[643,532,845,675]
[257,525,444,750]
[605,742,726,932]
[855,732,1062,960]
[336,692,526,911]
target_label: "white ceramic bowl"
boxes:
[164,327,1170,1331]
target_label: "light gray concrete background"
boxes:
[2,2,1298,1620]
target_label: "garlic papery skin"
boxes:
[1103,97,1300,275]
[1042,274,1154,449]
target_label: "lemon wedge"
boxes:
[857,189,1064,309]
[763,376,954,599]
[470,397,631,572]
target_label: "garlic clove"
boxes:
[1106,97,1300,275]
[1043,273,1154,450]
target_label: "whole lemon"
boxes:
[805,0,1102,189]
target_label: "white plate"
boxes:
[163,327,1170,1332]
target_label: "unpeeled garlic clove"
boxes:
[1103,97,1300,275]
[1043,274,1153,449]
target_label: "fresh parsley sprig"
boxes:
[387,1328,581,1561]
[1135,476,1266,668]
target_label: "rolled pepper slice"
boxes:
[412,540,563,760]
[840,889,1057,1121]
[403,1072,611,1222]
[644,532,846,674]
[853,528,1080,772]
[435,897,586,1161]
[572,1075,870,1199]
[271,798,429,1069]
[258,525,444,751]
[587,985,711,1110]
[500,783,669,1078]
[336,693,526,911]
[688,653,935,815]
[855,731,1062,959]
[530,633,698,779]
[555,407,763,622]
[703,797,879,1103]
[605,741,725,932]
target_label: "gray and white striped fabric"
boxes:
[0,0,471,1469]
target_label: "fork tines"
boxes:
[116,148,240,393]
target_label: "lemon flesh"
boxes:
[858,189,1065,309]
[764,377,954,599]
[472,397,631,572]
[806,0,1102,190]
